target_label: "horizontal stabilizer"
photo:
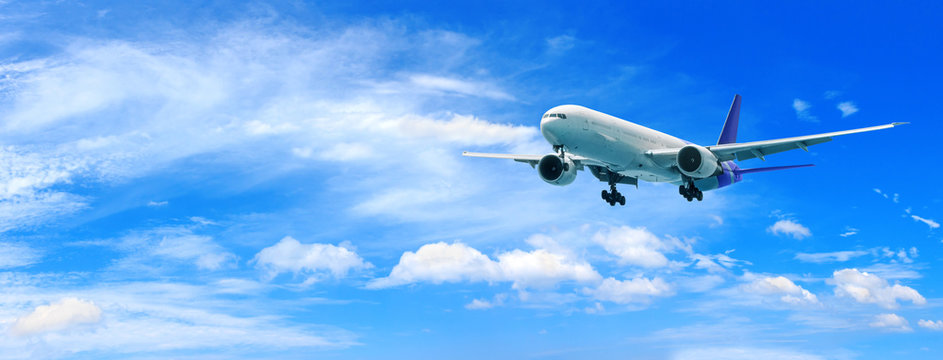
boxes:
[734,164,814,175]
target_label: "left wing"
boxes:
[645,122,906,164]
[706,122,907,161]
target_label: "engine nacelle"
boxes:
[677,145,722,179]
[538,154,577,186]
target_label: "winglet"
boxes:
[717,94,742,145]
[891,122,909,126]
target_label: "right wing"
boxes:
[461,151,610,168]
[462,151,637,185]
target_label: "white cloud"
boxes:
[152,232,238,271]
[874,188,888,198]
[0,22,541,230]
[869,313,911,332]
[407,74,516,101]
[767,219,811,239]
[690,253,749,273]
[0,277,356,356]
[672,347,826,360]
[465,294,506,310]
[592,226,687,268]
[146,200,168,207]
[253,236,371,283]
[839,227,858,237]
[741,276,818,305]
[115,227,238,272]
[546,34,576,53]
[366,242,500,288]
[367,242,600,290]
[0,242,42,269]
[830,268,926,309]
[792,98,817,122]
[584,277,672,304]
[837,101,859,117]
[794,250,868,263]
[911,215,940,229]
[498,249,601,289]
[918,319,943,330]
[11,298,102,336]
[465,298,494,310]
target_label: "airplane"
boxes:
[463,94,906,206]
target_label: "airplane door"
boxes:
[582,117,589,130]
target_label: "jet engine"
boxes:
[538,154,577,186]
[677,145,722,179]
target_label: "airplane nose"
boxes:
[540,116,562,144]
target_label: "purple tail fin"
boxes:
[717,94,741,145]
[734,164,814,175]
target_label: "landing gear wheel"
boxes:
[679,185,686,195]
[619,195,626,206]
[696,190,703,201]
[602,190,610,201]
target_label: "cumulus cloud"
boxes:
[918,319,943,330]
[794,250,868,263]
[767,219,811,239]
[593,226,687,268]
[741,276,818,305]
[830,268,925,309]
[497,249,601,289]
[869,313,911,332]
[584,277,672,304]
[253,236,371,283]
[792,98,817,122]
[837,101,859,117]
[11,298,102,336]
[367,242,600,290]
[911,215,940,229]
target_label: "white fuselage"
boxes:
[540,105,688,183]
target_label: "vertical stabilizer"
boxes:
[716,94,741,145]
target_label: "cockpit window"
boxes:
[544,113,568,119]
[543,114,549,118]
[559,113,567,119]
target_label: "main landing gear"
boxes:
[602,180,626,206]
[679,182,703,202]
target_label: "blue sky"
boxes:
[0,1,940,359]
